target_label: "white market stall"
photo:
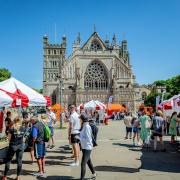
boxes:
[158,94,180,117]
[83,100,106,110]
[0,90,13,107]
[0,77,48,107]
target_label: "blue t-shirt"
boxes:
[153,116,165,132]
[32,127,38,138]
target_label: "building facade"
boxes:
[43,31,137,111]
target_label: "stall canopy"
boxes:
[107,104,126,111]
[0,77,48,107]
[0,90,13,107]
[158,94,180,116]
[44,96,51,107]
[83,100,106,110]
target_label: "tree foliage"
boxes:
[144,75,180,107]
[0,68,11,82]
[33,88,43,94]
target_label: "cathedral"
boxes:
[43,30,136,111]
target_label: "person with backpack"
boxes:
[152,110,166,152]
[31,115,46,177]
[2,116,26,180]
[79,113,96,180]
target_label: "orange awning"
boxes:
[107,104,126,111]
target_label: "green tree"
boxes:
[144,75,180,107]
[144,92,160,108]
[33,88,43,94]
[166,75,180,96]
[0,68,11,82]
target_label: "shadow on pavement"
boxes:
[59,145,72,150]
[113,142,134,148]
[45,160,70,166]
[94,165,139,173]
[0,169,37,177]
[139,141,180,173]
[22,160,70,166]
[46,155,67,160]
[113,140,180,173]
[47,150,71,154]
[37,175,74,180]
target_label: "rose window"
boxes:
[84,61,108,90]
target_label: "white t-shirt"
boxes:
[70,111,81,134]
[124,116,132,128]
[80,123,93,150]
[47,111,56,127]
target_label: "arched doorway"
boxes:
[51,91,57,105]
[84,60,108,90]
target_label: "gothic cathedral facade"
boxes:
[43,31,136,111]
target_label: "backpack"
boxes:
[90,123,98,147]
[44,125,51,142]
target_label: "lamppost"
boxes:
[58,59,64,129]
[59,78,63,129]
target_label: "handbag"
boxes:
[145,120,151,128]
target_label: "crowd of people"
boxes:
[0,104,180,179]
[0,105,98,180]
[123,108,180,152]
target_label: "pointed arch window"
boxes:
[84,61,108,90]
[90,40,102,51]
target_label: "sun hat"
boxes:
[157,110,163,117]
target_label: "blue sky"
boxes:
[0,0,179,88]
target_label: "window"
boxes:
[84,61,108,90]
[90,40,102,51]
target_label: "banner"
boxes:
[108,96,113,104]
[156,96,161,110]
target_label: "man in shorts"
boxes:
[32,115,46,177]
[68,105,81,166]
[124,112,133,139]
[152,110,166,152]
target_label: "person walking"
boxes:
[4,111,12,136]
[152,110,166,152]
[68,105,81,166]
[31,115,46,177]
[22,116,35,164]
[124,112,133,139]
[169,112,180,143]
[132,116,140,146]
[46,107,56,149]
[139,108,151,147]
[2,116,26,180]
[79,113,96,180]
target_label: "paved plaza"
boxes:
[0,121,180,180]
